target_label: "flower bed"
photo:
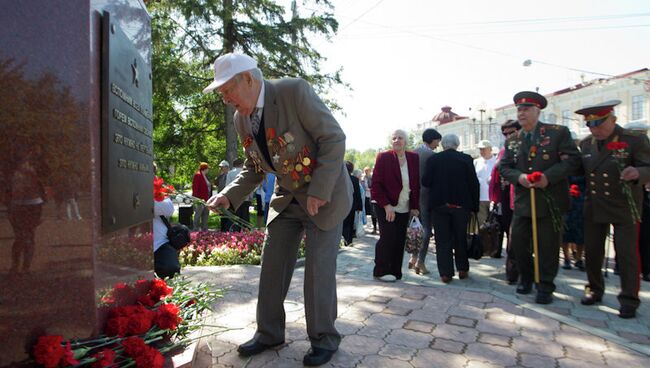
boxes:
[180,230,313,266]
[30,277,221,367]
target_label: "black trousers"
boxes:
[373,204,409,279]
[431,206,470,277]
[640,194,650,275]
[342,209,356,244]
[510,215,560,293]
[365,198,377,230]
[584,219,640,309]
[154,242,180,279]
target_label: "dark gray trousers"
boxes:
[253,203,342,350]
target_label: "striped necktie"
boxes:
[251,108,262,135]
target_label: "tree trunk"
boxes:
[223,0,238,164]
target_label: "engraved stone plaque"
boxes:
[102,11,153,233]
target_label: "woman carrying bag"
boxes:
[371,129,420,282]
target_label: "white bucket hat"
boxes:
[477,140,492,149]
[202,53,257,94]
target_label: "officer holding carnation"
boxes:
[498,91,580,304]
[575,100,650,319]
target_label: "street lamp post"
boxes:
[478,109,485,140]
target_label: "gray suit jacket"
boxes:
[221,78,352,231]
[414,144,434,210]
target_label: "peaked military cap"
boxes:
[513,91,547,109]
[575,100,620,128]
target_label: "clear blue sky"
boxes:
[290,0,650,150]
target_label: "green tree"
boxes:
[148,0,346,185]
[345,148,379,172]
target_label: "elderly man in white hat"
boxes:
[474,139,496,227]
[205,53,352,366]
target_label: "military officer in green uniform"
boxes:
[575,100,650,319]
[499,91,580,304]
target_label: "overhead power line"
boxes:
[338,23,650,39]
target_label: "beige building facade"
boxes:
[417,68,649,157]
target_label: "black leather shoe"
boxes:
[580,293,602,305]
[303,347,337,366]
[237,338,284,357]
[642,274,650,282]
[619,305,636,319]
[535,292,553,304]
[516,282,532,294]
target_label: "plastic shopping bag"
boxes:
[405,216,424,254]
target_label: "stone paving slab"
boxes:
[185,226,650,367]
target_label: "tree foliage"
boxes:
[148,0,345,186]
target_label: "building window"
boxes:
[562,110,570,125]
[632,95,645,120]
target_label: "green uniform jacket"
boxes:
[498,122,581,218]
[579,124,650,224]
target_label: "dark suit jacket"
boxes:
[371,150,420,210]
[350,175,363,212]
[579,124,650,224]
[422,149,479,212]
[499,122,580,217]
[222,78,353,231]
[414,144,435,210]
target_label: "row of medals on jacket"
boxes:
[244,129,314,189]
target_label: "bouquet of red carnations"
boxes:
[31,277,221,368]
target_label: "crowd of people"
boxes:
[151,52,650,366]
[366,91,650,321]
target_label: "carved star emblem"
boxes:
[131,58,139,87]
[273,153,280,163]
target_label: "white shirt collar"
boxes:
[256,80,265,109]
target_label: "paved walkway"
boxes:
[185,225,650,367]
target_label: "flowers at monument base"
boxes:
[31,277,221,367]
[32,336,78,368]
[606,140,641,223]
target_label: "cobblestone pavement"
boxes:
[186,225,650,367]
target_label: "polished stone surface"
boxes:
[0,1,152,365]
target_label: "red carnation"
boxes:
[569,184,581,198]
[134,279,152,296]
[149,279,173,302]
[526,171,543,183]
[91,348,116,368]
[61,341,79,366]
[606,141,629,151]
[105,316,130,337]
[154,176,166,201]
[155,303,183,330]
[127,311,154,335]
[111,282,133,306]
[33,335,65,368]
[122,336,148,357]
[134,347,165,368]
[137,293,156,307]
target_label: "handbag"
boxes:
[405,216,424,254]
[479,208,501,257]
[160,216,191,251]
[467,213,483,260]
[355,211,365,238]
